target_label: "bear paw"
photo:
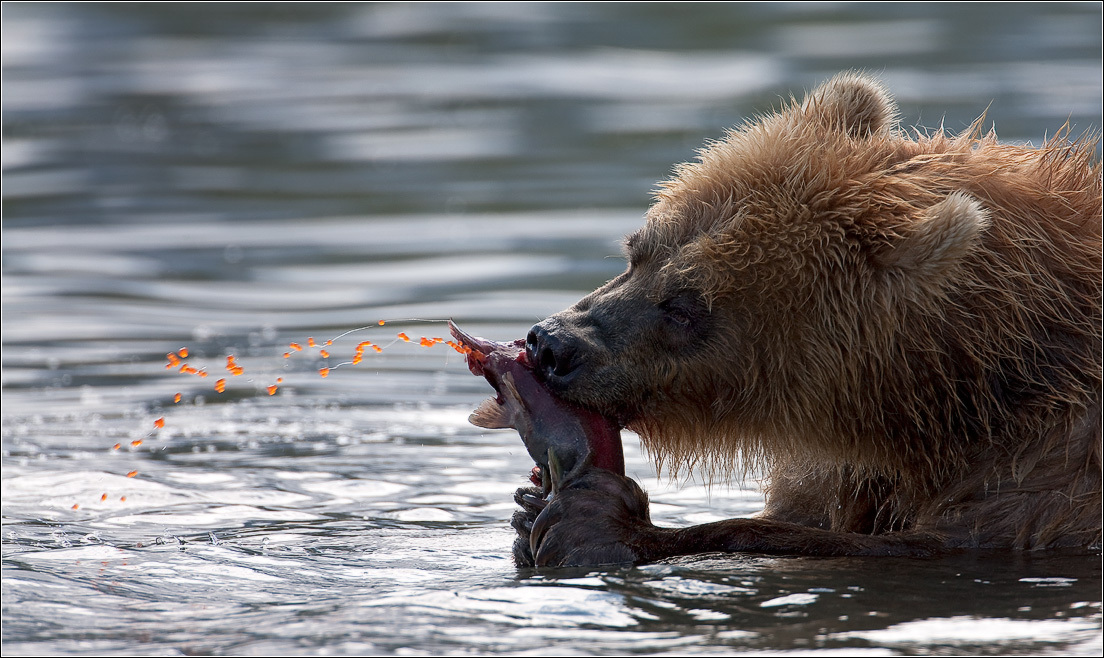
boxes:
[512,467,656,568]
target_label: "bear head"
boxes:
[526,72,1097,481]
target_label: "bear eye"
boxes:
[659,297,696,329]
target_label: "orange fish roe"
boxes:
[378,320,386,326]
[319,350,330,359]
[283,352,291,358]
[127,471,138,478]
[398,332,410,342]
[178,348,189,358]
[166,352,180,366]
[113,443,121,450]
[352,341,379,364]
[154,418,165,429]
[325,340,333,346]
[173,393,182,404]
[120,496,127,502]
[131,440,142,447]
[100,493,107,502]
[289,342,303,352]
[225,355,244,376]
[215,378,227,393]
[72,503,79,510]
[308,337,317,347]
[319,367,330,378]
[267,384,278,395]
[276,378,283,383]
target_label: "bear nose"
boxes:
[526,322,579,381]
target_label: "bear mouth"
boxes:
[449,321,625,481]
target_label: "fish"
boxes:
[448,321,624,497]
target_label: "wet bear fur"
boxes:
[515,72,1101,566]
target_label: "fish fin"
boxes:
[469,397,511,429]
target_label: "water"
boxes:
[3,3,1101,654]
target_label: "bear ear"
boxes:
[801,72,898,138]
[874,192,990,281]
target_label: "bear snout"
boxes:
[527,320,583,384]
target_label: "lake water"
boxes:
[2,3,1101,655]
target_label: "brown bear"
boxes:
[489,72,1102,567]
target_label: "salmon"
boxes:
[448,321,624,495]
